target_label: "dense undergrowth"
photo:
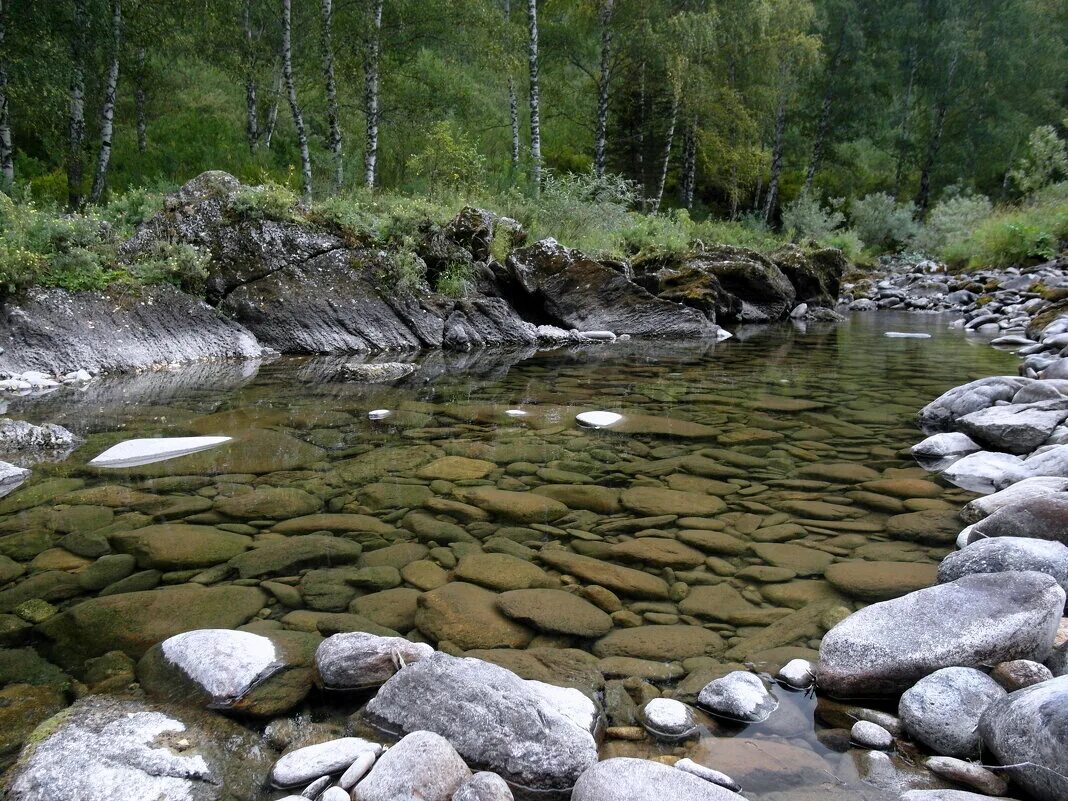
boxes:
[1,171,1066,299]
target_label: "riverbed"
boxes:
[0,311,1023,798]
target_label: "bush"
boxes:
[1009,123,1068,195]
[849,192,919,252]
[410,121,486,196]
[435,261,474,297]
[230,181,300,222]
[915,193,993,256]
[782,191,845,242]
[127,242,211,293]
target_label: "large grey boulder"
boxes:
[969,494,1068,544]
[957,403,1068,454]
[352,731,471,801]
[898,667,1006,757]
[364,652,598,791]
[314,631,433,689]
[939,538,1068,601]
[960,477,1068,523]
[979,675,1068,801]
[571,758,747,801]
[137,628,318,716]
[0,420,79,454]
[3,695,270,801]
[919,377,1032,433]
[507,239,720,338]
[817,572,1065,697]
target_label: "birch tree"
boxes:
[0,0,13,188]
[593,0,614,179]
[281,0,312,197]
[135,46,147,153]
[321,0,342,189]
[527,0,542,187]
[67,0,89,209]
[243,0,259,152]
[90,0,122,204]
[363,0,383,188]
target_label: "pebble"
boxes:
[851,720,893,750]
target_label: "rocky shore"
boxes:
[0,172,845,379]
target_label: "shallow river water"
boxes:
[0,312,1023,799]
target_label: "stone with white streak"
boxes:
[314,631,433,689]
[271,737,383,788]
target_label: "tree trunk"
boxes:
[680,115,696,209]
[363,0,383,188]
[282,0,312,198]
[243,0,259,153]
[762,70,788,225]
[526,0,542,188]
[915,48,959,213]
[649,87,678,214]
[504,0,519,175]
[893,43,918,197]
[89,0,122,204]
[263,67,282,149]
[0,0,13,188]
[321,0,342,189]
[67,0,89,209]
[135,47,147,153]
[636,59,645,210]
[593,0,613,179]
[804,19,847,194]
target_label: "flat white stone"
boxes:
[885,332,931,339]
[339,751,376,790]
[368,409,392,420]
[161,629,278,702]
[673,758,741,792]
[505,409,528,417]
[271,738,384,788]
[576,411,623,429]
[526,679,598,734]
[89,436,231,468]
[715,328,734,342]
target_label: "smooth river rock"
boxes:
[571,758,746,801]
[495,588,613,637]
[938,537,1068,600]
[817,572,1065,696]
[315,631,433,689]
[898,667,1006,758]
[364,652,598,790]
[352,730,471,801]
[979,675,1068,801]
[4,695,270,801]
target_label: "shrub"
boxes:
[916,193,993,256]
[435,261,474,297]
[230,181,300,222]
[782,191,845,242]
[1009,123,1068,195]
[127,242,211,293]
[849,192,919,252]
[410,121,486,196]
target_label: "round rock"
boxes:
[697,670,778,722]
[898,667,1006,758]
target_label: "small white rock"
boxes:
[851,720,894,750]
[674,758,742,792]
[367,409,392,420]
[320,787,350,801]
[504,409,528,417]
[576,411,622,429]
[339,750,376,790]
[642,698,695,738]
[885,332,931,339]
[778,658,815,688]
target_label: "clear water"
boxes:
[0,312,1021,798]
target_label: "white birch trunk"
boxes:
[527,0,542,188]
[135,46,147,153]
[504,0,519,174]
[243,0,259,152]
[762,67,789,225]
[263,66,282,149]
[67,0,89,209]
[649,87,678,214]
[363,0,383,188]
[90,0,122,204]
[593,0,613,179]
[321,0,342,189]
[282,0,312,198]
[0,0,13,187]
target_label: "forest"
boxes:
[0,0,1066,288]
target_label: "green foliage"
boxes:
[126,242,211,294]
[915,194,993,255]
[1009,123,1068,195]
[435,262,474,297]
[941,183,1068,268]
[849,193,919,253]
[409,122,487,196]
[782,192,846,243]
[230,182,301,222]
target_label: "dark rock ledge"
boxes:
[0,171,847,376]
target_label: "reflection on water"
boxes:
[0,312,1020,798]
